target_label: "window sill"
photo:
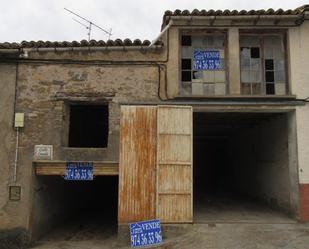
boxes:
[60,147,110,161]
[175,95,297,100]
[62,147,108,150]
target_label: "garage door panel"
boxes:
[158,134,191,163]
[157,106,193,223]
[158,164,191,193]
[118,106,157,223]
[158,194,192,223]
[157,106,192,134]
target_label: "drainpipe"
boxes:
[149,20,174,47]
[13,127,19,183]
[21,45,163,53]
[0,45,164,56]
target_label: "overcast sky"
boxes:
[0,0,308,43]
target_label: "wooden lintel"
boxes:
[34,161,119,176]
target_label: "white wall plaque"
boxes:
[34,145,53,160]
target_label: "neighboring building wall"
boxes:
[296,106,309,220]
[0,63,32,245]
[289,20,309,220]
[0,64,15,229]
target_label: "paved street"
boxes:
[29,222,309,249]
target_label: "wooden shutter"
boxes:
[118,106,157,223]
[156,106,193,223]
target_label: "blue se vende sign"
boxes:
[129,219,162,247]
[64,162,93,181]
[193,50,222,70]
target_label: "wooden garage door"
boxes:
[156,106,193,223]
[118,106,157,223]
[118,105,193,224]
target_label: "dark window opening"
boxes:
[251,47,260,58]
[69,105,109,148]
[181,35,192,46]
[182,59,192,70]
[182,71,192,82]
[265,59,274,70]
[266,84,275,95]
[266,71,274,83]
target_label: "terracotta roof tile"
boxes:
[0,39,162,49]
[222,10,231,15]
[162,4,309,26]
[164,5,309,18]
[123,38,133,46]
[1,5,309,50]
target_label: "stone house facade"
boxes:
[1,5,309,245]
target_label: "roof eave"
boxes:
[0,45,164,55]
[162,14,305,29]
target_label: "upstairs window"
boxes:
[180,32,227,96]
[240,34,287,95]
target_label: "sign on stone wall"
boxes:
[33,145,53,160]
[64,162,93,181]
[193,50,222,70]
[129,219,162,247]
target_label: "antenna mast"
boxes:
[64,8,112,41]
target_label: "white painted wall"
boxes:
[289,20,309,184]
[296,106,309,184]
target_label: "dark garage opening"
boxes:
[32,176,118,241]
[193,112,296,223]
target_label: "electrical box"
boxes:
[9,185,21,201]
[14,113,24,128]
[34,145,53,160]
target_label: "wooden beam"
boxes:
[34,161,119,176]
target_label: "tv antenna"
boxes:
[64,7,112,41]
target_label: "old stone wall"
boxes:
[17,61,161,238]
[0,47,164,242]
[16,63,161,160]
